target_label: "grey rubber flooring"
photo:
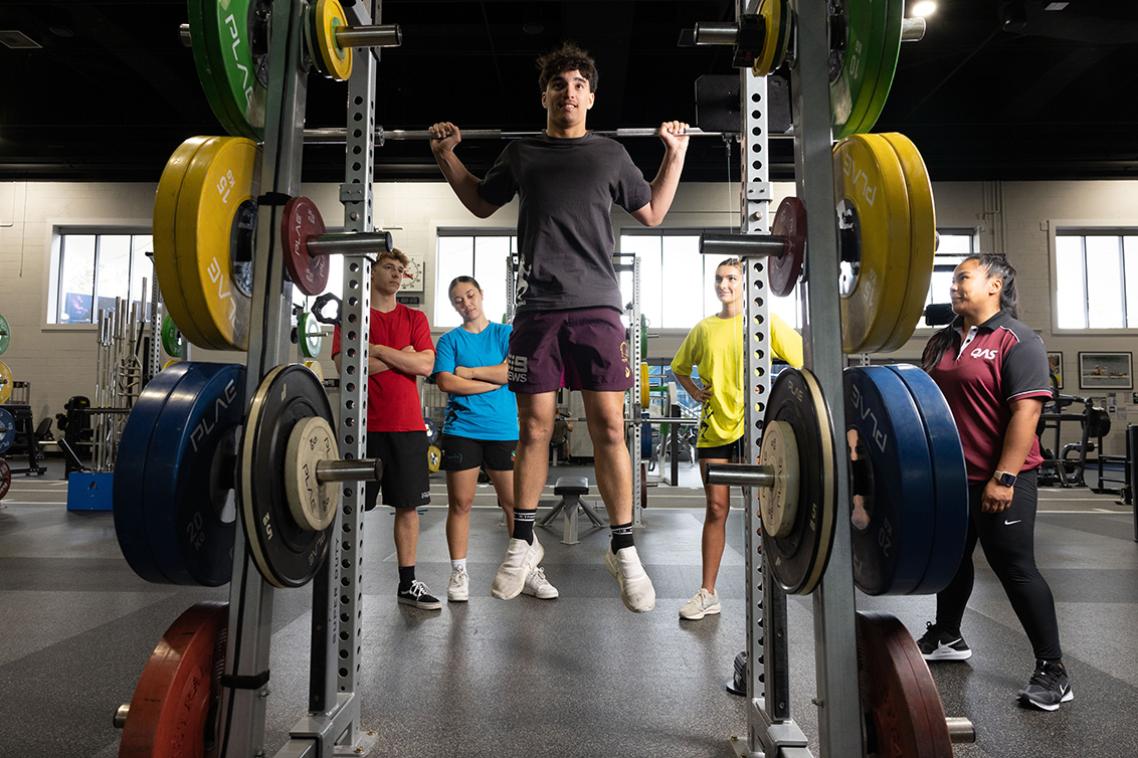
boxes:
[0,464,1135,757]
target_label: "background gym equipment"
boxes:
[538,476,607,546]
[0,359,13,404]
[0,312,10,355]
[0,457,9,502]
[700,196,807,297]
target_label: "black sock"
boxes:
[512,509,536,544]
[398,565,415,592]
[610,521,634,553]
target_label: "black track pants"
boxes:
[935,470,1063,661]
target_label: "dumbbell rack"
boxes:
[734,0,861,756]
[216,1,378,755]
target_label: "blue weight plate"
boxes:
[844,366,936,595]
[114,363,194,583]
[0,407,15,455]
[144,362,245,586]
[886,364,969,594]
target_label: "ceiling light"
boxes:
[911,1,937,18]
[1044,2,1069,10]
[0,30,41,49]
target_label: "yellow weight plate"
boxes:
[0,360,12,404]
[175,137,259,351]
[639,363,650,408]
[427,444,442,474]
[315,0,353,82]
[303,359,325,383]
[834,134,911,354]
[879,133,936,352]
[752,0,781,77]
[153,136,217,350]
[162,358,181,370]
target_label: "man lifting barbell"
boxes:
[428,42,690,612]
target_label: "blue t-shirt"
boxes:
[432,322,519,441]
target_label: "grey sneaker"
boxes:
[679,588,721,620]
[1019,659,1073,711]
[604,546,656,612]
[447,566,470,602]
[522,566,559,599]
[491,536,544,600]
[916,622,972,661]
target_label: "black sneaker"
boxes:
[397,579,442,610]
[917,622,972,661]
[1019,659,1073,711]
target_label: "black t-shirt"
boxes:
[478,133,653,313]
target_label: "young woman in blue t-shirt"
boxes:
[432,276,557,602]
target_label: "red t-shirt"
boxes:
[331,304,434,433]
[927,311,1052,483]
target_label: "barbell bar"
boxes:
[302,126,749,145]
[305,230,394,257]
[691,16,926,48]
[178,22,401,49]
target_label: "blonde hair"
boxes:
[717,257,742,271]
[378,248,410,268]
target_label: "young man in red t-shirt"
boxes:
[333,249,440,609]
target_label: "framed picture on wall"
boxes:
[1077,352,1133,390]
[1047,351,1063,390]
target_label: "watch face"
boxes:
[999,473,1016,486]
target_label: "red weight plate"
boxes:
[119,602,227,758]
[0,457,10,500]
[281,196,329,296]
[769,197,806,297]
[857,611,953,758]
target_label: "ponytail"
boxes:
[921,253,1019,372]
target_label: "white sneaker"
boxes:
[679,588,721,620]
[604,546,656,612]
[522,566,559,599]
[448,566,470,602]
[491,536,544,600]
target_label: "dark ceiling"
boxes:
[1,0,1136,184]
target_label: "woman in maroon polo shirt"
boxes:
[918,253,1071,711]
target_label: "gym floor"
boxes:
[0,462,1135,757]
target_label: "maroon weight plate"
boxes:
[769,196,806,297]
[119,602,227,758]
[281,196,329,296]
[857,611,953,758]
[0,457,10,500]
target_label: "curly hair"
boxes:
[536,42,598,93]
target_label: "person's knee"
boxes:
[587,412,624,449]
[449,496,473,516]
[705,495,730,523]
[518,414,553,445]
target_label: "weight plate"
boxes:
[424,417,439,446]
[855,0,905,135]
[857,611,953,758]
[640,362,650,408]
[0,457,10,500]
[241,364,335,588]
[0,407,14,456]
[0,359,13,404]
[0,312,10,355]
[761,368,836,595]
[162,358,181,370]
[886,364,968,594]
[282,197,330,297]
[302,359,325,383]
[758,419,800,538]
[427,444,442,474]
[769,196,806,297]
[174,137,258,351]
[118,602,227,758]
[298,312,324,359]
[188,0,267,139]
[114,362,244,586]
[831,0,888,139]
[834,134,911,354]
[314,0,353,82]
[752,0,783,77]
[879,133,936,352]
[284,416,339,532]
[845,366,935,595]
[160,315,183,358]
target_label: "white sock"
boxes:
[451,558,467,573]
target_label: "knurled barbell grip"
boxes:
[315,458,383,484]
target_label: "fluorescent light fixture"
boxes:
[1044,2,1069,10]
[911,0,938,18]
[0,30,41,49]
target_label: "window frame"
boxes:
[432,228,518,329]
[46,226,154,329]
[1050,224,1138,335]
[911,227,978,335]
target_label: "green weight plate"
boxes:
[855,0,905,135]
[189,0,267,139]
[299,313,323,359]
[832,0,888,139]
[0,313,10,355]
[161,315,185,358]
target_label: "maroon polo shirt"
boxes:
[927,310,1051,484]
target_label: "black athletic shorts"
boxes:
[440,434,517,472]
[365,431,431,510]
[697,436,744,461]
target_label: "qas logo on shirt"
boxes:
[970,347,999,361]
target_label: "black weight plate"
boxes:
[241,364,335,588]
[845,366,936,595]
[762,368,836,594]
[887,364,968,594]
[0,406,15,455]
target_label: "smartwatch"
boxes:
[993,470,1017,488]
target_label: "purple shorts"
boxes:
[507,307,633,394]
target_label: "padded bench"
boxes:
[538,475,606,545]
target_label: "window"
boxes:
[921,230,976,328]
[433,231,516,328]
[47,230,153,324]
[1055,230,1138,329]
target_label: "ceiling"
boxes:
[1,0,1136,184]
